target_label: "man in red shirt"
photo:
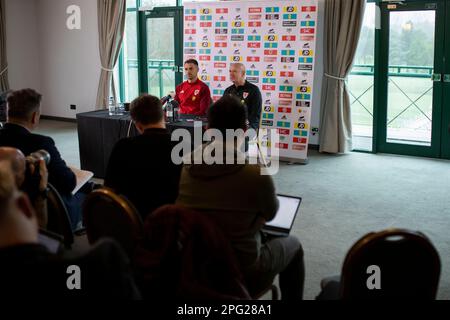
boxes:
[173,59,211,116]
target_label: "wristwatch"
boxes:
[37,187,50,199]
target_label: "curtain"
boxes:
[95,0,126,109]
[319,0,366,153]
[0,0,9,92]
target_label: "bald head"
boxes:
[0,147,26,187]
[229,63,246,86]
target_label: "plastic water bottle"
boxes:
[108,97,116,116]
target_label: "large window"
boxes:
[348,2,376,151]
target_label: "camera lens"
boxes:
[28,150,51,165]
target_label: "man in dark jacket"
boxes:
[0,89,81,230]
[104,94,182,220]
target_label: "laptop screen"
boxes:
[265,195,301,230]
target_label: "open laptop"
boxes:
[262,194,302,237]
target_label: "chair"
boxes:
[46,183,74,249]
[134,205,251,300]
[82,187,144,258]
[320,228,441,300]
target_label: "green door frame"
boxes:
[137,6,183,95]
[374,1,446,158]
[441,0,450,159]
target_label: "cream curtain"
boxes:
[95,0,126,109]
[319,0,366,153]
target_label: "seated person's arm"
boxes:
[257,174,279,223]
[45,137,76,194]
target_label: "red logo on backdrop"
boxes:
[199,56,210,61]
[216,8,228,14]
[185,29,196,34]
[215,36,228,41]
[214,76,226,81]
[279,93,293,98]
[200,22,212,27]
[277,129,290,135]
[248,21,262,27]
[249,14,262,20]
[264,50,278,56]
[279,100,292,106]
[247,56,260,62]
[280,71,294,77]
[282,35,296,41]
[301,35,315,41]
[293,137,308,144]
[302,6,316,12]
[214,63,226,68]
[262,85,276,91]
[249,7,262,13]
[292,144,306,151]
[276,143,289,149]
[185,16,196,21]
[264,57,277,62]
[215,43,227,48]
[278,107,292,113]
[248,42,261,48]
[300,28,315,34]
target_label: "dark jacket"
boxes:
[104,127,182,220]
[0,239,140,298]
[0,123,76,195]
[176,141,279,269]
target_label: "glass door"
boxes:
[138,7,183,98]
[376,1,445,157]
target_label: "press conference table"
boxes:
[76,110,207,178]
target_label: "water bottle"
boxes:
[108,97,116,116]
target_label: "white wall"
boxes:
[5,0,41,92]
[37,0,100,118]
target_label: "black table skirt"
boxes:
[76,110,207,178]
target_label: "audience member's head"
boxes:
[7,89,42,130]
[130,94,164,134]
[208,95,247,135]
[0,162,38,248]
[0,147,26,187]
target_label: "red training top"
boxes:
[174,79,211,116]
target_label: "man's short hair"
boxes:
[208,95,247,134]
[0,161,16,214]
[184,59,199,67]
[130,94,163,125]
[7,89,42,121]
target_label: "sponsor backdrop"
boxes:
[184,0,318,161]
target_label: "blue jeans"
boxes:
[60,192,86,231]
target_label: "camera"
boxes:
[22,150,51,201]
[26,150,51,166]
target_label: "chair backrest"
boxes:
[82,188,144,258]
[134,204,250,300]
[46,183,74,249]
[340,229,441,300]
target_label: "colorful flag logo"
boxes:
[248,21,262,27]
[283,14,297,20]
[263,113,274,119]
[263,105,275,112]
[249,7,262,13]
[264,43,278,48]
[215,22,228,28]
[301,21,315,27]
[281,50,295,56]
[266,7,280,13]
[231,29,245,34]
[295,122,309,129]
[296,93,311,100]
[263,78,276,84]
[293,137,308,144]
[283,6,297,12]
[263,71,276,77]
[184,42,196,47]
[232,21,245,27]
[213,89,225,95]
[282,35,296,41]
[248,35,261,41]
[279,86,293,92]
[214,56,227,61]
[278,107,292,113]
[246,70,260,76]
[264,35,278,41]
[297,86,311,93]
[199,49,211,54]
[262,120,274,127]
[184,9,196,15]
[265,14,279,20]
[277,121,291,128]
[294,130,309,137]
